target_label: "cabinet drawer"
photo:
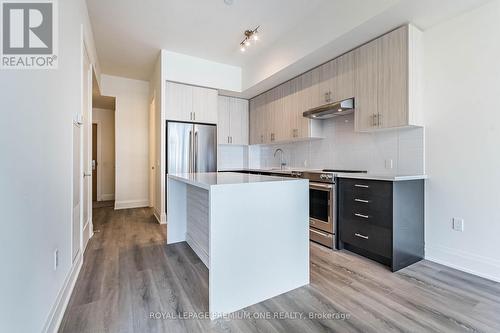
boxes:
[340,194,392,229]
[340,178,392,198]
[340,219,392,258]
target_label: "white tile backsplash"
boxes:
[218,145,249,170]
[250,114,425,175]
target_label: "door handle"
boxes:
[354,213,369,219]
[83,173,92,178]
[354,199,370,203]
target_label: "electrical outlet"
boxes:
[385,159,394,169]
[54,249,59,271]
[452,218,464,232]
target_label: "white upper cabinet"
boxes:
[217,96,249,145]
[355,25,422,131]
[165,81,218,124]
[165,81,193,122]
[193,86,218,124]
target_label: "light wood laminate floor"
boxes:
[59,207,500,333]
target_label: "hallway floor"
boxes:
[59,206,500,333]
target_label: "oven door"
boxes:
[309,182,335,234]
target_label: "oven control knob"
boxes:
[320,174,326,180]
[326,175,333,180]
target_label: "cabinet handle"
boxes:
[372,114,378,127]
[377,113,381,126]
[230,136,233,144]
[227,136,230,144]
[354,199,370,203]
[354,213,369,219]
[355,233,369,240]
[354,184,369,188]
[271,133,275,142]
[193,112,196,121]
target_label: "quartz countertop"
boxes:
[168,172,306,190]
[335,173,427,181]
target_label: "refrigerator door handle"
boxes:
[188,130,193,173]
[194,131,199,172]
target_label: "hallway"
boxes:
[59,207,500,333]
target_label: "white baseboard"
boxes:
[100,193,115,201]
[153,208,167,224]
[42,253,83,333]
[114,199,150,210]
[425,244,500,283]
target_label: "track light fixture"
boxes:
[240,26,259,52]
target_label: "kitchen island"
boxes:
[167,172,309,318]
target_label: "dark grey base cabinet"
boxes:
[338,178,424,272]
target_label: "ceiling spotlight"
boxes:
[239,26,260,52]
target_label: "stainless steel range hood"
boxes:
[303,98,354,120]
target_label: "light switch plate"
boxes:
[452,218,464,232]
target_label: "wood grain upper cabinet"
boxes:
[166,81,218,124]
[354,40,379,131]
[218,96,249,145]
[331,52,355,102]
[354,25,422,131]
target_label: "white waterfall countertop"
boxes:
[168,172,303,190]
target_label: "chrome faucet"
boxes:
[274,148,286,170]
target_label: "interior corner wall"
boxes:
[150,55,164,221]
[0,0,100,331]
[422,0,500,282]
[92,108,116,200]
[100,75,150,210]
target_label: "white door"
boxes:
[72,120,82,261]
[82,46,92,250]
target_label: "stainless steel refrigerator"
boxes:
[167,121,217,175]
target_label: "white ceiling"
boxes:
[87,0,493,95]
[86,0,325,80]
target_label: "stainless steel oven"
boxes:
[301,170,366,249]
[308,181,336,248]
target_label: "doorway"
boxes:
[92,123,98,202]
[91,94,116,208]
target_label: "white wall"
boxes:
[251,114,424,176]
[163,50,241,92]
[0,0,100,332]
[92,108,115,200]
[100,75,150,210]
[423,0,500,282]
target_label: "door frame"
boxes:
[82,34,93,248]
[71,117,83,263]
[149,95,156,208]
[92,120,102,201]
